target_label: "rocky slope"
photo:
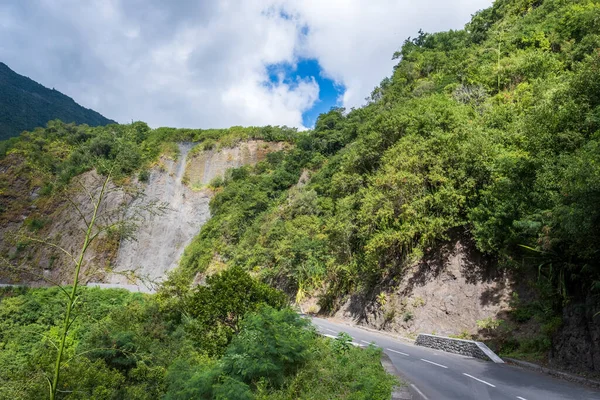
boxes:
[331,233,512,338]
[0,140,284,291]
[185,140,287,189]
[105,143,211,291]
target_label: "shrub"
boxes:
[222,307,314,388]
[331,332,353,355]
[138,169,150,182]
[476,317,504,330]
[24,217,47,232]
[202,139,217,151]
[384,309,397,323]
[269,338,396,400]
[185,267,288,356]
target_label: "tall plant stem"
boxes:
[49,174,110,400]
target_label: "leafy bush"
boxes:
[138,169,150,182]
[185,267,288,356]
[476,317,504,330]
[221,307,314,388]
[331,332,354,355]
[268,339,396,400]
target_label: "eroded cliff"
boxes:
[0,140,285,291]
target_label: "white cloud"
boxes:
[0,0,492,129]
[281,0,493,109]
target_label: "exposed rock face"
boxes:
[185,140,286,187]
[0,141,286,291]
[551,298,600,373]
[0,167,132,285]
[106,143,211,291]
[44,171,132,283]
[105,141,285,291]
[333,233,513,337]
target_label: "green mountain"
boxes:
[0,62,115,141]
[176,0,600,372]
[0,1,599,396]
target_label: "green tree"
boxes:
[185,267,287,356]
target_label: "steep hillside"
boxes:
[169,0,600,375]
[0,62,115,140]
[1,0,599,378]
[106,140,287,291]
[0,121,296,288]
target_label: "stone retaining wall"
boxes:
[415,333,504,363]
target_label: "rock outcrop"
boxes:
[333,233,513,338]
[106,143,211,291]
[185,140,286,188]
[551,298,600,374]
[0,140,287,291]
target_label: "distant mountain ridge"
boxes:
[0,62,116,141]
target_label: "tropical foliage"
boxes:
[176,0,600,332]
[0,269,393,399]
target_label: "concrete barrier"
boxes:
[415,333,504,363]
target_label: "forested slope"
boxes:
[0,123,397,399]
[0,62,115,141]
[1,0,599,392]
[172,0,600,372]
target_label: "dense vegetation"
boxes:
[0,269,394,399]
[174,0,600,359]
[2,0,600,391]
[0,62,115,141]
[0,118,394,398]
[0,120,297,186]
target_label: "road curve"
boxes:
[311,317,600,400]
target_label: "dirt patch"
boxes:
[333,232,514,338]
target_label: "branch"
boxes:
[76,179,95,204]
[87,220,129,244]
[65,346,140,365]
[23,330,60,352]
[17,235,78,267]
[0,257,71,300]
[64,195,90,228]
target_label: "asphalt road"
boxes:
[311,317,600,400]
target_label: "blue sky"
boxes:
[0,0,493,129]
[266,58,344,128]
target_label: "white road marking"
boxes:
[386,348,410,356]
[411,384,429,400]
[325,328,336,333]
[516,397,527,400]
[361,340,374,345]
[420,359,448,369]
[321,333,362,347]
[462,373,496,387]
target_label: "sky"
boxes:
[0,0,493,130]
